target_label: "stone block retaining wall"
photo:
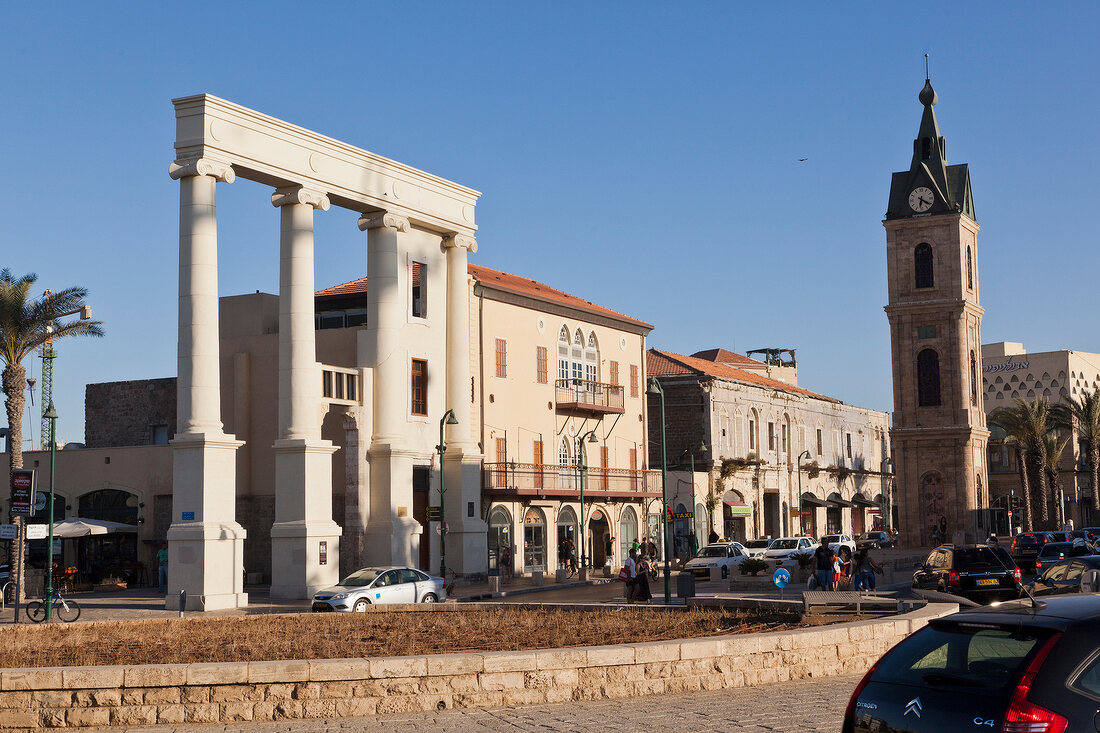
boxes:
[0,604,955,729]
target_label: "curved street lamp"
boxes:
[576,428,599,579]
[646,377,671,604]
[436,409,459,579]
[796,450,812,536]
[43,400,58,622]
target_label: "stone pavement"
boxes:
[89,674,860,732]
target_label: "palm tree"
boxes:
[1041,433,1070,528]
[1052,389,1100,517]
[1,270,103,598]
[991,399,1056,529]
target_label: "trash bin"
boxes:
[676,572,695,599]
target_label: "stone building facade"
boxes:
[647,349,891,545]
[884,76,989,547]
[85,378,176,449]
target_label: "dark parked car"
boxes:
[844,595,1100,733]
[1047,531,1071,543]
[1011,532,1054,568]
[1033,542,1075,575]
[1030,556,1100,596]
[856,531,894,550]
[912,544,1020,602]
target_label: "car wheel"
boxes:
[721,566,729,580]
[421,593,438,604]
[353,599,369,612]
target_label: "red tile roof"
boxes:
[690,348,768,369]
[315,265,653,331]
[647,349,837,402]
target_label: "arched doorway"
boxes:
[722,492,749,541]
[77,489,139,582]
[825,493,844,535]
[522,507,547,573]
[556,505,577,568]
[619,506,638,562]
[800,492,823,537]
[487,506,513,573]
[695,502,708,543]
[871,494,884,531]
[851,493,867,536]
[588,507,610,568]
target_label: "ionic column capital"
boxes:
[271,185,330,211]
[443,234,478,253]
[169,158,235,183]
[358,212,410,232]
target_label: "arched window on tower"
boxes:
[914,243,934,289]
[917,349,941,407]
[970,350,978,407]
[966,246,974,290]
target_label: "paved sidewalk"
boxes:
[89,674,860,732]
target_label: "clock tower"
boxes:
[884,74,989,547]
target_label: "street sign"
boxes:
[34,493,47,512]
[773,568,791,588]
[9,469,36,516]
[26,525,48,540]
[0,524,16,540]
[426,506,442,522]
[666,511,694,522]
[319,540,328,566]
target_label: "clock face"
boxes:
[909,187,934,213]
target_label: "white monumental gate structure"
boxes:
[166,94,484,609]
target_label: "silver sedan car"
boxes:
[311,567,446,611]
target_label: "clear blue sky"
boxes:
[3,3,1098,444]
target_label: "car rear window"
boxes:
[1039,543,1073,558]
[873,624,1051,693]
[955,547,1009,567]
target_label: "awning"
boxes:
[851,495,879,508]
[723,501,751,516]
[800,494,829,508]
[46,518,139,539]
[828,498,858,509]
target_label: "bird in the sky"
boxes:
[797,158,808,162]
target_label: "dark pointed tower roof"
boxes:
[886,73,976,221]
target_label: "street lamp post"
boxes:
[880,457,894,533]
[43,400,58,622]
[796,450,811,536]
[646,377,671,604]
[576,429,598,580]
[436,409,458,580]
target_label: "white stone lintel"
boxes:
[271,185,330,211]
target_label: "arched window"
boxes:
[557,326,570,382]
[914,243,934,288]
[523,507,547,571]
[966,246,974,290]
[487,506,513,562]
[619,506,638,561]
[556,505,578,561]
[918,349,941,406]
[584,332,599,385]
[571,329,584,381]
[970,350,978,407]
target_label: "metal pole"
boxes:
[438,414,447,580]
[45,401,57,622]
[649,379,671,604]
[578,436,586,579]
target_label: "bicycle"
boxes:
[26,590,81,623]
[560,558,577,579]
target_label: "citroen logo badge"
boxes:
[904,697,923,718]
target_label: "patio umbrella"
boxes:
[49,518,139,538]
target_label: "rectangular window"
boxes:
[629,447,638,490]
[768,422,775,451]
[917,325,937,339]
[411,261,426,318]
[600,445,609,490]
[494,436,507,488]
[536,346,548,384]
[334,372,345,399]
[345,373,357,402]
[846,433,852,459]
[817,428,823,456]
[151,425,169,445]
[495,338,507,378]
[558,358,570,381]
[411,359,427,416]
[609,360,620,386]
[630,365,639,397]
[322,371,333,399]
[781,424,788,453]
[749,420,756,450]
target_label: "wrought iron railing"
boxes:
[554,378,625,413]
[484,462,660,495]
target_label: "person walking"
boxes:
[605,535,614,568]
[157,542,169,594]
[623,548,638,602]
[634,551,653,603]
[853,547,881,593]
[813,542,835,592]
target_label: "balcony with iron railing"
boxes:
[483,462,660,499]
[554,378,625,414]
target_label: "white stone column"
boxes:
[269,186,341,599]
[441,234,487,577]
[165,158,248,611]
[358,212,421,567]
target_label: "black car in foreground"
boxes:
[844,595,1100,733]
[912,544,1021,602]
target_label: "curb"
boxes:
[458,578,613,601]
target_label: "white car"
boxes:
[684,542,747,580]
[311,566,446,611]
[820,534,856,556]
[763,537,818,568]
[741,539,772,558]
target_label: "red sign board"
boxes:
[9,469,35,516]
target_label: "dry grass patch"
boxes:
[0,607,801,668]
